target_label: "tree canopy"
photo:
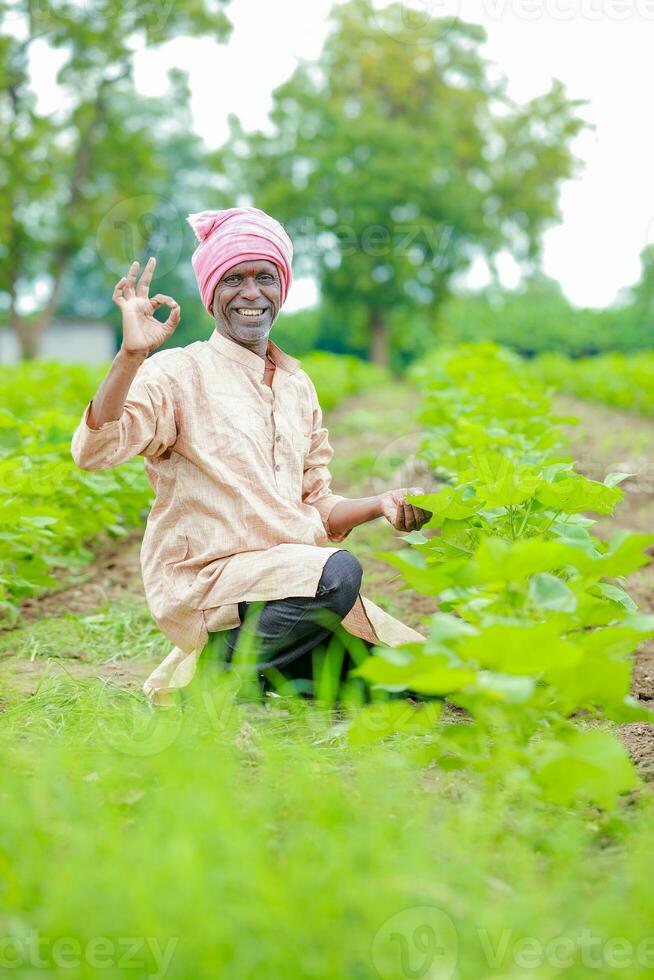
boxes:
[0,0,231,357]
[218,0,587,365]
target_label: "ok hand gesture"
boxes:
[113,257,181,356]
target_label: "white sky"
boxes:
[28,0,654,312]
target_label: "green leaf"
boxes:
[474,672,536,704]
[474,537,587,583]
[353,652,477,695]
[426,614,478,649]
[593,582,637,612]
[530,729,639,809]
[622,614,654,634]
[459,622,581,676]
[604,471,634,488]
[401,530,429,545]
[547,654,631,709]
[536,474,623,515]
[575,627,646,658]
[528,573,577,612]
[372,550,472,596]
[410,487,482,523]
[19,516,59,527]
[577,533,654,578]
[467,453,541,507]
[551,522,598,553]
[604,696,654,723]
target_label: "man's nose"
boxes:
[240,278,262,301]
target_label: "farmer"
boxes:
[71,206,431,704]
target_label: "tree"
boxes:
[0,0,231,358]
[54,72,227,354]
[218,0,586,365]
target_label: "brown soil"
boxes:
[13,529,145,626]
[0,530,158,699]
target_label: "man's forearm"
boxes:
[326,496,382,537]
[87,347,148,429]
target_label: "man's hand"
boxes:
[113,257,181,356]
[377,486,432,532]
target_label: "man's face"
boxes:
[211,259,281,347]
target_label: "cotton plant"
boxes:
[351,343,654,810]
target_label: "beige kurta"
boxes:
[70,328,425,703]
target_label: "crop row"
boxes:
[352,342,654,809]
[531,351,654,415]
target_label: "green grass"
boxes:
[0,600,169,667]
[1,672,654,978]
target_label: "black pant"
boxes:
[205,550,375,692]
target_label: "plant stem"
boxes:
[542,510,562,535]
[517,499,534,538]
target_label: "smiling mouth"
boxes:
[233,308,267,318]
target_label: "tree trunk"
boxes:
[10,250,68,360]
[7,74,115,360]
[12,314,41,361]
[369,309,389,366]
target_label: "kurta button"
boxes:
[275,435,281,442]
[275,464,281,471]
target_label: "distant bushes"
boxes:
[300,351,389,410]
[531,351,654,415]
[0,361,152,621]
[438,274,653,358]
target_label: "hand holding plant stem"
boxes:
[377,486,432,532]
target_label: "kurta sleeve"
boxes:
[301,373,352,543]
[70,355,179,472]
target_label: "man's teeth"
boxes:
[237,309,264,317]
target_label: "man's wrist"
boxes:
[371,494,384,519]
[118,345,148,366]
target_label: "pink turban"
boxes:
[186,206,294,315]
